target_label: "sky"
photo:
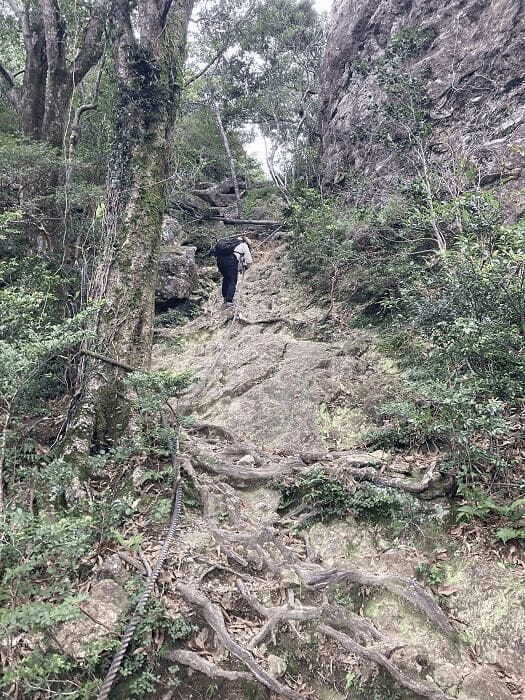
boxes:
[315,0,332,12]
[245,0,333,172]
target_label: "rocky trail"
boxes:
[55,236,525,700]
[136,236,525,700]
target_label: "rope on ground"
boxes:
[96,418,183,700]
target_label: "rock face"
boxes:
[156,245,198,305]
[320,0,525,219]
[54,579,128,659]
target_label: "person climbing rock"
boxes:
[212,235,253,306]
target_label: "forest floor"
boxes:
[130,237,525,699]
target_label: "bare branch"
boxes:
[159,0,176,28]
[68,58,105,161]
[184,0,257,86]
[184,44,228,87]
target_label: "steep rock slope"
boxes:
[320,0,525,218]
[150,241,525,700]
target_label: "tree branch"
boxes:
[68,58,105,161]
[159,0,176,28]
[71,6,107,84]
[0,62,20,109]
[184,44,228,87]
[184,1,257,87]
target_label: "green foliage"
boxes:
[495,527,525,544]
[287,188,356,297]
[155,303,199,328]
[455,491,525,524]
[290,169,525,526]
[171,106,248,184]
[345,670,362,692]
[415,562,446,587]
[123,369,192,456]
[278,469,405,526]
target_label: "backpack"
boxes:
[213,236,243,257]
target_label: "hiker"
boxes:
[212,235,253,306]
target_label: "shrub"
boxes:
[278,468,407,527]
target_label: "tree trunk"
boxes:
[2,0,106,147]
[213,103,243,218]
[0,407,11,513]
[21,27,47,141]
[72,0,194,453]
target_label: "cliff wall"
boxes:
[320,0,524,218]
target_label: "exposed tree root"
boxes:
[320,625,451,700]
[192,452,293,482]
[189,422,237,443]
[300,568,454,636]
[179,457,213,518]
[166,649,253,682]
[341,464,440,494]
[212,525,453,637]
[175,583,307,700]
[173,436,457,699]
[236,581,321,649]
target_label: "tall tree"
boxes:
[188,0,325,193]
[72,0,194,453]
[0,0,108,146]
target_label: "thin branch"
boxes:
[159,0,176,28]
[0,63,14,89]
[68,57,105,161]
[184,45,228,87]
[184,2,258,87]
[80,349,135,373]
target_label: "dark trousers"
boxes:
[217,254,239,302]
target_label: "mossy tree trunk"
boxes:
[1,0,107,147]
[72,0,194,453]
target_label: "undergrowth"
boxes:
[288,183,525,537]
[278,468,413,527]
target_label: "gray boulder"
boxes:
[156,245,198,303]
[53,579,128,659]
